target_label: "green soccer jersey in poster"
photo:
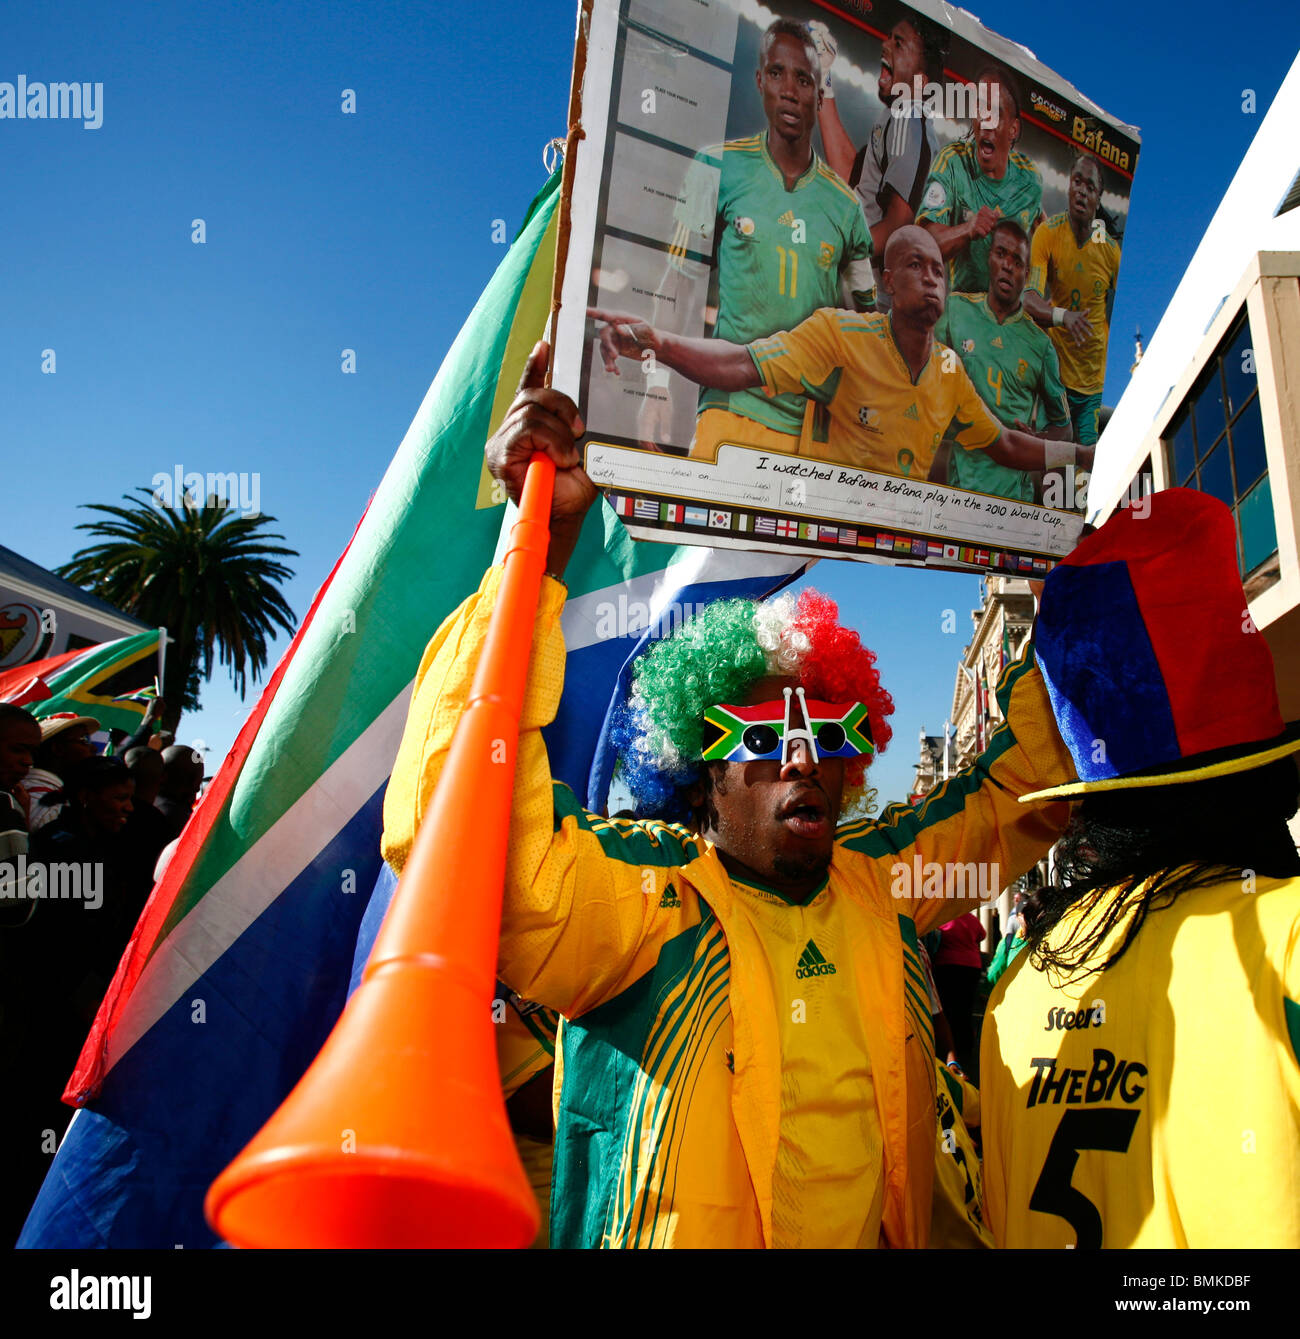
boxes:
[934,293,1069,501]
[915,140,1043,297]
[672,134,875,435]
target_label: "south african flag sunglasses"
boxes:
[701,686,875,764]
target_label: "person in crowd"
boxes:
[1002,889,1026,944]
[31,755,143,948]
[0,704,45,1238]
[7,756,138,1240]
[0,704,43,916]
[155,744,205,842]
[982,489,1300,1247]
[121,746,171,905]
[23,713,99,833]
[380,340,1077,1248]
[985,888,1041,987]
[932,911,986,1073]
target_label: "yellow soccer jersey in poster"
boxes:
[1028,214,1120,395]
[981,874,1300,1248]
[749,308,1001,477]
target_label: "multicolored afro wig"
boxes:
[610,588,894,824]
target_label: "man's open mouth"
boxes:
[779,793,831,838]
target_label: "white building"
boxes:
[1089,56,1300,723]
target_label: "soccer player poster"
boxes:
[551,0,1140,572]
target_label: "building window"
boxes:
[1163,311,1276,582]
[1122,455,1152,509]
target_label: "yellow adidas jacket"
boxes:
[382,566,1074,1248]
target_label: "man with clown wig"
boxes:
[382,343,1077,1249]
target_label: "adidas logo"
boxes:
[795,938,837,979]
[903,402,919,421]
[991,335,1003,348]
[659,884,682,908]
[778,208,796,227]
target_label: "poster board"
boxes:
[552,0,1140,573]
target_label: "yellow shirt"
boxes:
[732,875,885,1249]
[981,874,1300,1247]
[1028,214,1120,395]
[749,308,1001,477]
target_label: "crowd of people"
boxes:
[379,344,1300,1249]
[0,698,205,1241]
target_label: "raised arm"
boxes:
[807,20,856,183]
[839,640,1077,935]
[588,308,762,391]
[817,96,857,185]
[380,343,709,1017]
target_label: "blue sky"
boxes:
[2,0,1296,809]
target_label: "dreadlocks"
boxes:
[1026,756,1300,983]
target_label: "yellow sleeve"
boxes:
[749,308,846,402]
[1028,221,1052,299]
[838,647,1075,935]
[951,363,1003,453]
[381,564,707,1019]
[1279,905,1300,1092]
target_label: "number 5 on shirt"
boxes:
[1027,1107,1140,1248]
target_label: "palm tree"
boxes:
[55,488,299,733]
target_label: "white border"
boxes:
[553,0,620,399]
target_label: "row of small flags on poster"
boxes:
[607,493,1053,572]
